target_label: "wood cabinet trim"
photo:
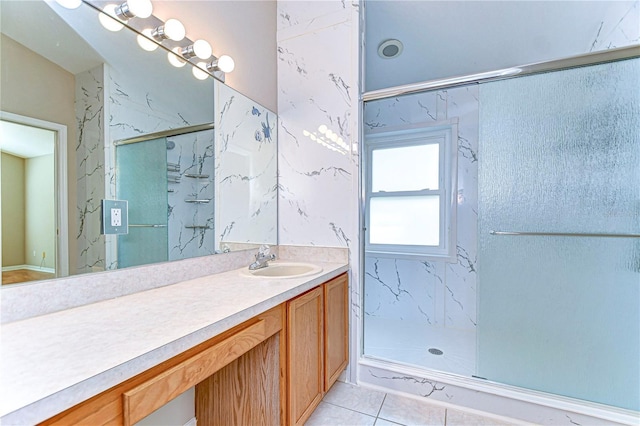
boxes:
[323,273,349,390]
[40,305,283,426]
[123,319,269,425]
[286,286,324,426]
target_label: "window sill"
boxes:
[364,249,457,264]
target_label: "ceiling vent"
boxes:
[378,39,403,59]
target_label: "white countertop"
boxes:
[0,261,348,425]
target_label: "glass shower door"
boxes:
[477,58,640,410]
[116,138,168,268]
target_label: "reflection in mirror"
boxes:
[0,0,277,285]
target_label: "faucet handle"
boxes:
[257,244,271,257]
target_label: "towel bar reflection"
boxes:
[129,224,168,228]
[490,231,640,238]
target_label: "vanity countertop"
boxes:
[0,261,348,424]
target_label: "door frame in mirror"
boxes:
[1,111,69,278]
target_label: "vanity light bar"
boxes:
[83,0,236,80]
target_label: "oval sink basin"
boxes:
[240,262,323,279]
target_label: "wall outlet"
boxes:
[111,208,122,226]
[101,200,129,235]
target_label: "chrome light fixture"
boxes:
[151,19,186,42]
[114,0,153,20]
[179,40,213,61]
[205,55,235,73]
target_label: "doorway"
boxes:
[0,112,68,284]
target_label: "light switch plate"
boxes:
[101,200,128,235]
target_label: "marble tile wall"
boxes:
[166,130,215,261]
[277,0,361,381]
[589,1,639,51]
[75,65,107,275]
[363,86,479,333]
[74,64,214,272]
[214,82,278,250]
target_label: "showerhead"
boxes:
[166,140,175,150]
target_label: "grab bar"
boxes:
[490,231,640,238]
[129,224,167,228]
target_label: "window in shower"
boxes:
[365,124,457,260]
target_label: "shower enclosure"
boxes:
[115,126,215,269]
[362,51,639,411]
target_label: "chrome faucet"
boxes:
[249,245,276,270]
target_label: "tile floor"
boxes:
[305,381,517,426]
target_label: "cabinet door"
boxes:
[324,273,349,390]
[287,286,324,426]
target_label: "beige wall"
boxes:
[25,154,55,269]
[1,34,76,274]
[1,152,26,267]
[153,1,277,111]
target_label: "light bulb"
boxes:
[192,62,209,80]
[216,55,235,73]
[136,29,158,51]
[164,19,186,41]
[330,133,338,142]
[99,4,124,32]
[168,48,187,68]
[126,0,152,18]
[55,0,82,9]
[318,125,327,134]
[192,40,212,60]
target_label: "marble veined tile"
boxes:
[214,81,277,249]
[278,19,357,249]
[277,0,348,32]
[75,65,106,275]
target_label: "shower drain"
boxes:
[428,348,444,356]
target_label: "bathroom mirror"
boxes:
[0,0,277,284]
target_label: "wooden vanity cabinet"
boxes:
[37,272,348,426]
[39,305,285,426]
[287,273,349,426]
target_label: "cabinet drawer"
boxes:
[123,319,269,425]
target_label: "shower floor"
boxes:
[364,317,476,377]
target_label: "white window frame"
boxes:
[364,120,458,262]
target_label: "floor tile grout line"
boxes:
[375,393,387,423]
[320,400,379,420]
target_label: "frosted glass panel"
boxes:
[116,138,168,268]
[372,144,439,191]
[478,58,640,410]
[370,196,439,246]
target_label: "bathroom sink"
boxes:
[240,262,323,279]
